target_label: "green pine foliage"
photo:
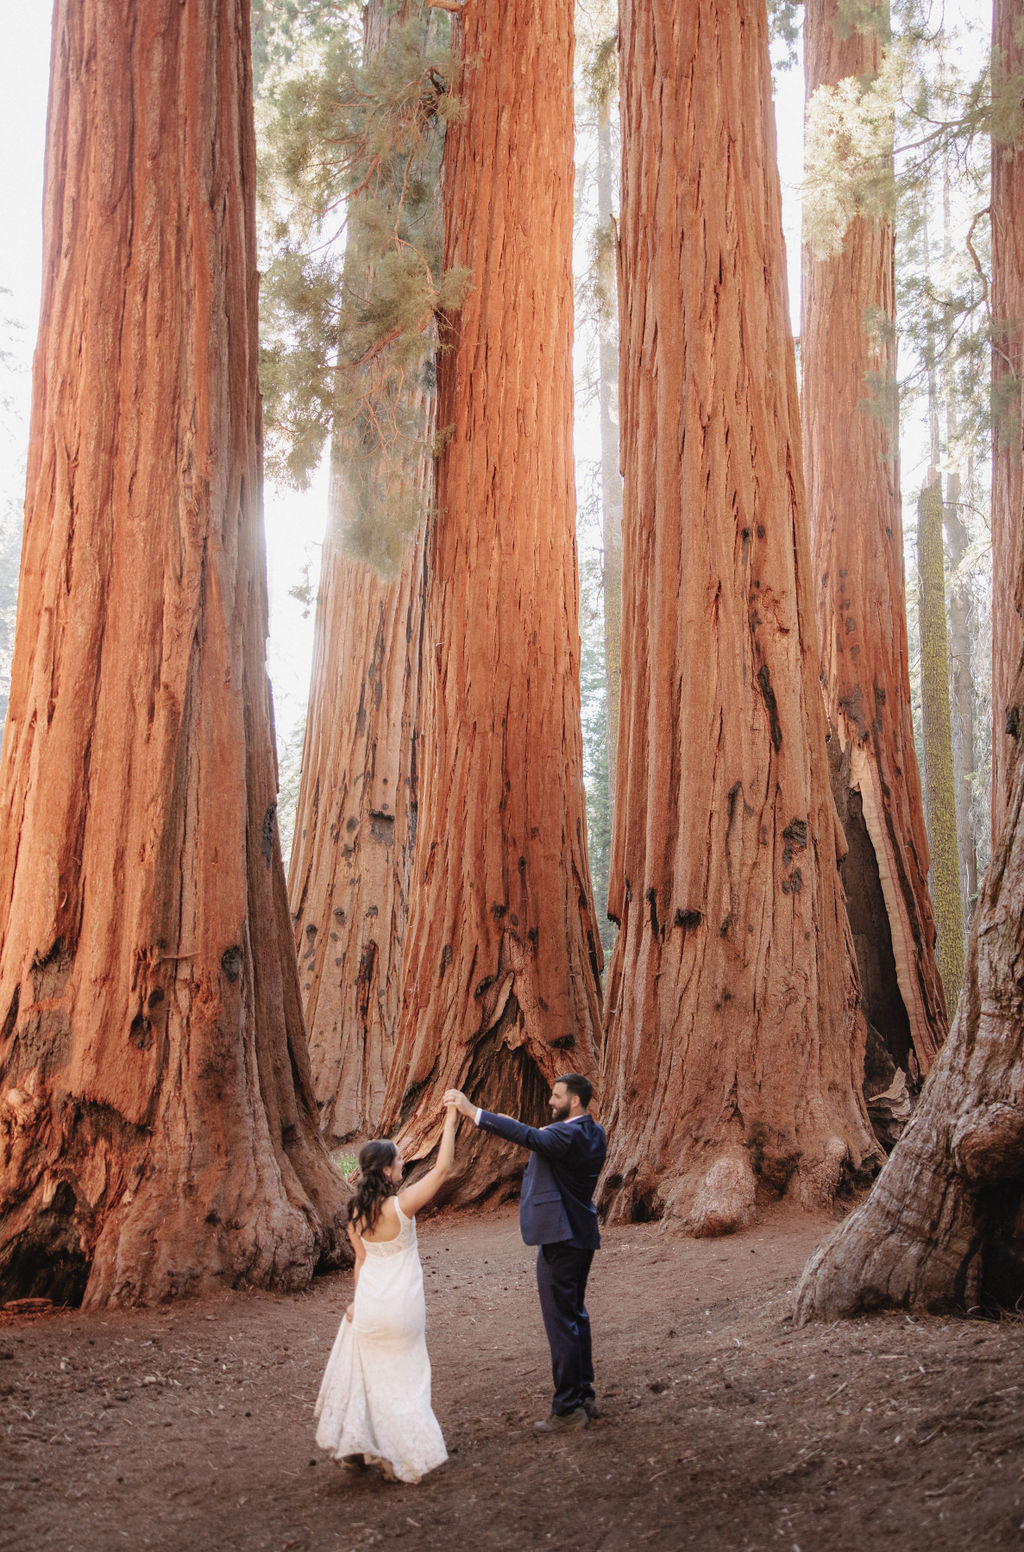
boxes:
[256,3,469,574]
[251,0,354,95]
[803,4,992,263]
[768,1,801,59]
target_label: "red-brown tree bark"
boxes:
[802,0,947,1124]
[796,686,1024,1316]
[378,0,604,1200]
[600,0,881,1234]
[991,0,1024,843]
[794,0,1024,1317]
[288,512,425,1145]
[0,0,346,1307]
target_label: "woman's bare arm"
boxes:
[396,1104,459,1218]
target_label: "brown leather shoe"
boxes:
[534,1408,589,1434]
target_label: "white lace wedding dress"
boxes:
[314,1200,447,1484]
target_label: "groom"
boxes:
[443,1074,606,1434]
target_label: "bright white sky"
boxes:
[0,2,811,751]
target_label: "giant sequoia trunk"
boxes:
[287,0,433,1146]
[601,0,881,1234]
[0,0,346,1307]
[288,512,425,1145]
[802,0,946,1131]
[378,0,603,1199]
[796,710,1024,1316]
[991,0,1024,842]
[794,0,1024,1317]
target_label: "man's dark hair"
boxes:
[556,1072,593,1109]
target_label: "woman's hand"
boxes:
[344,1301,355,1323]
[443,1088,476,1119]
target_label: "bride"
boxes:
[314,1104,459,1483]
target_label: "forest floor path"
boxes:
[3,1203,1023,1551]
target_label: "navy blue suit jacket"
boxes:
[477,1110,606,1249]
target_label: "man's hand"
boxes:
[442,1088,476,1119]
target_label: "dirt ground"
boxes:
[2,1202,1023,1552]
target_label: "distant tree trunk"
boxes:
[991,0,1024,842]
[597,85,622,835]
[287,0,434,1146]
[378,0,604,1200]
[945,483,979,923]
[938,158,979,931]
[802,0,946,1134]
[601,0,881,1234]
[287,519,426,1146]
[0,0,346,1307]
[918,471,966,1010]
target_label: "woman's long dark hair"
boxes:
[348,1140,399,1234]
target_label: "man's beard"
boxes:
[549,1100,571,1122]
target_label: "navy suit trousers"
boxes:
[536,1243,595,1415]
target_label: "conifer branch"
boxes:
[964,206,990,305]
